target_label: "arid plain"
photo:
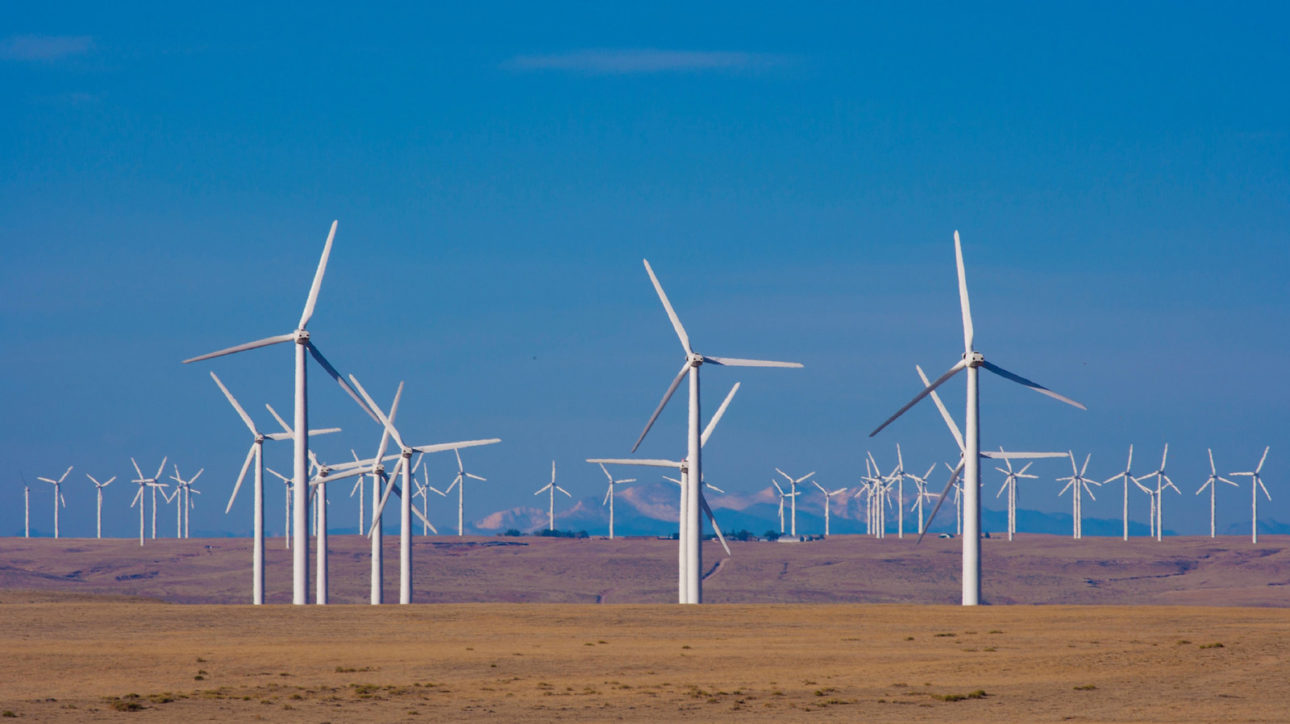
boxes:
[2,535,1287,721]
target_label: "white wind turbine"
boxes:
[865,452,892,538]
[85,474,115,539]
[210,372,340,604]
[630,259,802,605]
[534,461,571,531]
[1196,449,1239,538]
[812,480,847,537]
[1101,446,1137,541]
[1229,447,1271,544]
[906,464,939,536]
[597,463,636,540]
[23,475,30,538]
[589,381,741,602]
[265,467,293,548]
[1057,453,1099,539]
[129,457,168,544]
[37,466,72,539]
[356,376,501,605]
[412,460,444,536]
[183,220,377,605]
[1133,445,1178,542]
[871,231,1085,604]
[774,468,815,537]
[886,445,910,537]
[169,466,203,538]
[443,449,488,537]
[993,457,1036,541]
[771,479,795,534]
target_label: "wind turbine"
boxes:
[597,463,636,539]
[591,380,742,602]
[23,476,30,538]
[1229,447,1271,544]
[265,467,292,548]
[1196,449,1239,538]
[1102,446,1137,541]
[169,466,203,538]
[209,372,339,604]
[630,259,802,605]
[812,480,847,537]
[865,452,892,538]
[129,457,168,544]
[771,479,794,534]
[411,459,444,536]
[161,486,181,538]
[1134,445,1179,541]
[887,445,910,537]
[183,220,377,605]
[774,468,815,537]
[355,376,501,604]
[993,457,1035,541]
[85,474,116,539]
[906,464,939,536]
[1057,453,1099,539]
[534,461,572,531]
[443,449,488,537]
[37,467,71,539]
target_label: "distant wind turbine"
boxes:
[812,480,847,537]
[1101,446,1137,541]
[774,467,815,537]
[597,464,636,539]
[993,457,1035,541]
[36,466,72,539]
[534,461,571,531]
[85,473,116,539]
[169,465,203,539]
[1133,445,1179,541]
[1195,449,1239,538]
[1056,453,1099,539]
[129,457,167,545]
[1229,447,1271,544]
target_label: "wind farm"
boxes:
[3,4,1288,722]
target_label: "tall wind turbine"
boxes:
[812,480,847,537]
[871,232,1085,606]
[771,479,794,534]
[1230,447,1271,543]
[442,449,489,537]
[1056,452,1099,539]
[993,457,1035,541]
[597,463,636,539]
[591,381,741,602]
[37,467,72,539]
[85,474,115,539]
[1102,446,1137,541]
[129,457,167,545]
[907,465,940,536]
[1196,449,1238,538]
[1134,445,1178,541]
[534,461,571,531]
[356,376,501,605]
[183,220,376,605]
[774,468,815,537]
[630,259,802,605]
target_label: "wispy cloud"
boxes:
[0,34,94,62]
[505,48,786,75]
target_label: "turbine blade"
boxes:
[700,382,740,448]
[954,230,974,354]
[411,438,502,455]
[1256,446,1269,473]
[586,458,681,469]
[311,344,380,422]
[700,492,732,557]
[632,360,690,453]
[154,456,168,480]
[225,444,257,514]
[916,458,964,544]
[265,403,292,434]
[642,259,691,354]
[349,375,405,450]
[556,485,571,497]
[367,461,403,536]
[979,360,1087,410]
[183,332,295,364]
[411,502,436,533]
[982,451,1068,459]
[131,457,144,480]
[209,371,258,435]
[298,220,337,329]
[703,356,803,368]
[871,359,967,438]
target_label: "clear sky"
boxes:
[2,2,1287,538]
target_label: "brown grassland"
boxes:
[1,535,1287,721]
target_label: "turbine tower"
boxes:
[907,464,939,536]
[169,465,203,538]
[36,467,72,539]
[85,473,116,539]
[183,220,377,605]
[443,449,488,537]
[871,232,1085,605]
[774,467,815,537]
[534,461,571,531]
[129,457,167,545]
[1133,445,1178,541]
[597,464,636,539]
[1195,449,1238,538]
[630,259,802,605]
[993,457,1035,541]
[1229,447,1271,543]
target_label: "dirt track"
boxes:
[1,602,1287,722]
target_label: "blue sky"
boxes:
[2,3,1287,538]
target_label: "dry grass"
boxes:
[0,602,1287,721]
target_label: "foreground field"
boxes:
[2,534,1287,605]
[1,602,1287,722]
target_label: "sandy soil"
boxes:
[0,602,1287,722]
[1,534,1287,606]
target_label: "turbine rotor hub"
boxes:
[966,351,984,367]
[688,353,704,367]
[294,329,310,344]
